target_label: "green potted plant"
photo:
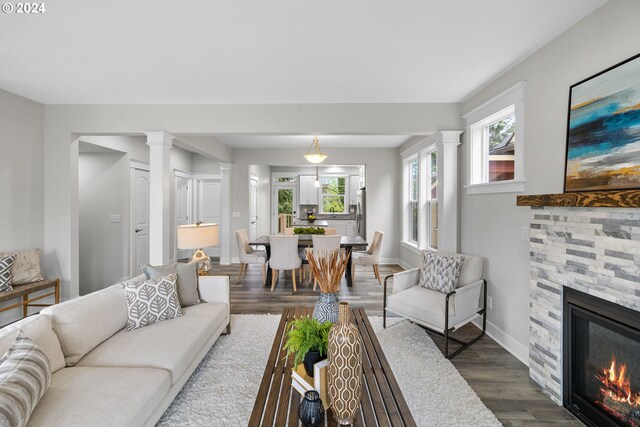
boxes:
[284,317,333,377]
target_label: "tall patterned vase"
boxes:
[313,292,339,323]
[327,302,362,425]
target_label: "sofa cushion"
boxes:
[27,366,170,427]
[421,249,483,287]
[0,331,51,427]
[418,251,464,293]
[124,274,184,331]
[76,301,227,384]
[0,249,44,285]
[0,314,65,373]
[386,286,455,331]
[143,261,201,307]
[0,254,16,291]
[41,284,128,366]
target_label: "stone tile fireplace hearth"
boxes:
[528,206,640,414]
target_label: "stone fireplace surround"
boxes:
[528,206,640,404]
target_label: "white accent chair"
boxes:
[235,229,267,284]
[268,235,302,292]
[383,249,487,359]
[351,230,383,284]
[310,235,343,290]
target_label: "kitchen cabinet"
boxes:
[349,175,360,206]
[326,220,356,236]
[299,175,318,205]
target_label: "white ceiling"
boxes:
[213,135,412,148]
[0,0,606,105]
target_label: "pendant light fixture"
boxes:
[304,136,328,164]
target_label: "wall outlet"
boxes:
[487,296,493,310]
[521,226,529,242]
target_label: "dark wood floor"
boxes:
[215,262,582,426]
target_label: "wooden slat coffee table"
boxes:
[249,306,416,427]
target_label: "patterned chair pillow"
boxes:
[0,249,44,285]
[418,251,465,293]
[124,274,184,331]
[0,255,16,292]
[0,331,52,427]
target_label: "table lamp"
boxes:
[177,223,219,275]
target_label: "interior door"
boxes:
[130,167,150,276]
[272,184,297,233]
[197,179,222,257]
[174,176,192,260]
[249,177,258,241]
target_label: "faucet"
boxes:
[329,207,336,217]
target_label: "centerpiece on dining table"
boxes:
[305,249,349,323]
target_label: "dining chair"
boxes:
[268,235,302,291]
[310,235,342,290]
[235,229,267,284]
[351,230,384,284]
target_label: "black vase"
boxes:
[303,351,326,377]
[298,390,324,427]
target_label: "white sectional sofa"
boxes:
[0,275,230,427]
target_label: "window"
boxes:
[464,82,525,194]
[320,176,347,213]
[408,158,419,243]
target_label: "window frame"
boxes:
[464,82,526,195]
[319,174,348,214]
[408,156,419,244]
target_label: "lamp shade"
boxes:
[177,223,219,249]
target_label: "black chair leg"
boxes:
[383,274,394,329]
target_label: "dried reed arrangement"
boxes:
[305,248,350,293]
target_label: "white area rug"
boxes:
[157,315,501,426]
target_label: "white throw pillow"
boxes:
[0,331,52,427]
[124,274,184,331]
[418,250,464,293]
[0,249,44,285]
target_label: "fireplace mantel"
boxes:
[517,190,640,208]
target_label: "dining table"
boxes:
[248,235,368,288]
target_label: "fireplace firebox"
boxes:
[564,288,640,427]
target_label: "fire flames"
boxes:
[596,357,639,407]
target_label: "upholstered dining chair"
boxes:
[383,249,486,359]
[351,230,383,284]
[268,235,302,292]
[235,229,266,284]
[309,235,343,290]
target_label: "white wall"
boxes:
[459,0,640,364]
[192,154,221,175]
[78,152,129,295]
[0,89,44,323]
[232,147,400,262]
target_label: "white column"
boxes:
[436,131,462,253]
[146,131,173,265]
[219,162,233,265]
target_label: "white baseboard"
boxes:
[230,257,240,264]
[397,259,412,271]
[379,257,400,265]
[219,257,231,266]
[473,318,529,366]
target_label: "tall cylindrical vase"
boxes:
[313,292,339,323]
[327,302,362,425]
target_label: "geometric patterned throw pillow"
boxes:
[0,330,52,427]
[0,255,17,292]
[124,274,184,331]
[418,251,464,293]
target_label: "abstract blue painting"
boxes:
[565,53,640,192]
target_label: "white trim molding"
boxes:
[465,178,526,194]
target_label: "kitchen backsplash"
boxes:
[300,204,357,220]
